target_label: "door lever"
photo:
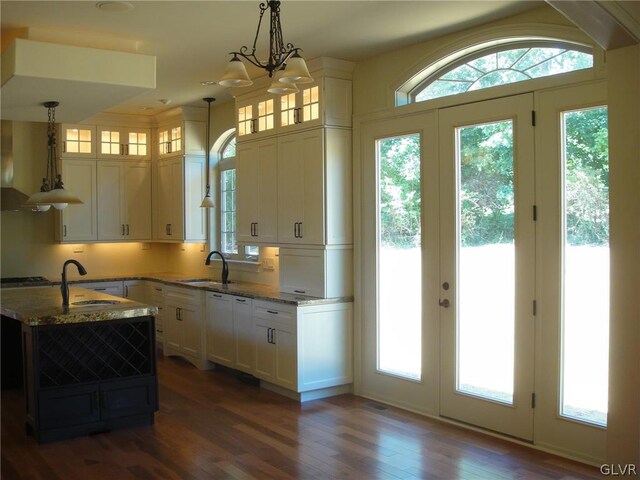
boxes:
[439,299,450,308]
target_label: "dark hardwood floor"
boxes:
[2,353,600,479]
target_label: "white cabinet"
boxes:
[74,281,124,297]
[56,159,98,242]
[205,293,254,373]
[154,155,206,242]
[236,139,278,244]
[59,125,96,158]
[236,95,276,139]
[253,302,297,389]
[123,279,146,302]
[97,161,152,241]
[252,300,353,400]
[164,286,207,369]
[157,119,205,158]
[97,126,150,160]
[277,128,352,246]
[279,247,353,298]
[147,282,166,344]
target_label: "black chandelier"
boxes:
[218,1,312,92]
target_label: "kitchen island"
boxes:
[1,287,159,443]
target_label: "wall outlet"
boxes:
[262,258,275,271]
[72,245,84,254]
[140,243,151,251]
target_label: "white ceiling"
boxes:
[2,1,546,119]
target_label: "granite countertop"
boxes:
[0,287,158,327]
[2,273,353,306]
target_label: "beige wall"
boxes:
[606,44,640,465]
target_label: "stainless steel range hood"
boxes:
[1,120,30,211]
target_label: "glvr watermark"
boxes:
[600,464,638,476]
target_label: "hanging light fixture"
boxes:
[200,97,215,208]
[23,101,83,211]
[218,1,313,91]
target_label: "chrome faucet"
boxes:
[205,251,229,285]
[61,259,87,307]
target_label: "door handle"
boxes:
[439,299,450,308]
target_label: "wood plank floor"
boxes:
[2,353,601,479]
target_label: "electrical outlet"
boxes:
[72,245,84,254]
[140,243,151,251]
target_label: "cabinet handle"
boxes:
[168,142,172,154]
[212,294,223,298]
[235,298,246,303]
[267,327,276,344]
[169,224,172,235]
[119,144,124,155]
[250,118,257,134]
[176,307,181,321]
[125,144,129,156]
[254,223,258,237]
[294,290,306,294]
[94,288,107,291]
[298,222,302,238]
[126,224,130,236]
[293,223,298,238]
[158,306,163,311]
[125,285,129,297]
[122,224,126,236]
[155,287,162,292]
[157,329,164,333]
[294,107,302,124]
[267,310,278,315]
[63,225,67,237]
[62,141,67,153]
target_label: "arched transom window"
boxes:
[408,41,593,103]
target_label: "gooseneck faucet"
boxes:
[61,259,87,307]
[205,251,229,285]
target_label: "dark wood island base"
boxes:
[1,287,159,443]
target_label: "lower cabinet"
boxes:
[164,286,207,369]
[23,316,158,443]
[205,293,254,374]
[253,300,354,401]
[123,280,146,302]
[146,282,166,344]
[74,281,124,297]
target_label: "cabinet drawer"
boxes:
[73,281,124,297]
[253,301,295,325]
[165,286,202,306]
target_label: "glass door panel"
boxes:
[377,134,422,380]
[561,106,609,426]
[439,93,535,441]
[457,120,515,404]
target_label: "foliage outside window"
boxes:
[218,135,259,261]
[413,45,593,102]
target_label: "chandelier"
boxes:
[218,1,313,93]
[23,102,83,211]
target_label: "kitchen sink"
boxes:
[71,299,120,306]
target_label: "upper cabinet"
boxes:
[234,59,353,141]
[55,158,98,243]
[59,125,96,158]
[156,108,206,159]
[97,126,151,160]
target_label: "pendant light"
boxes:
[200,97,215,208]
[23,101,83,211]
[219,1,312,92]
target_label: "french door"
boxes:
[359,83,608,461]
[439,94,535,440]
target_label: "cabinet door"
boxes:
[184,156,206,241]
[97,161,125,240]
[59,159,98,242]
[123,280,146,302]
[277,129,324,245]
[233,297,254,374]
[158,123,182,158]
[254,321,276,381]
[181,304,203,358]
[100,377,157,420]
[169,159,185,240]
[38,384,100,429]
[274,323,297,389]
[59,125,96,158]
[156,157,183,240]
[206,293,234,367]
[236,139,278,244]
[164,305,182,351]
[123,162,152,240]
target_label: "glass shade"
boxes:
[280,53,313,84]
[200,194,215,208]
[267,70,299,94]
[42,187,83,208]
[23,190,52,208]
[219,57,253,87]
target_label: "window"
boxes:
[406,41,593,103]
[218,134,259,261]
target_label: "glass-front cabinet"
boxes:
[236,97,276,139]
[59,125,96,158]
[97,126,150,160]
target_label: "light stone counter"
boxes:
[0,287,158,326]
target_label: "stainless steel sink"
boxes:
[71,299,120,306]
